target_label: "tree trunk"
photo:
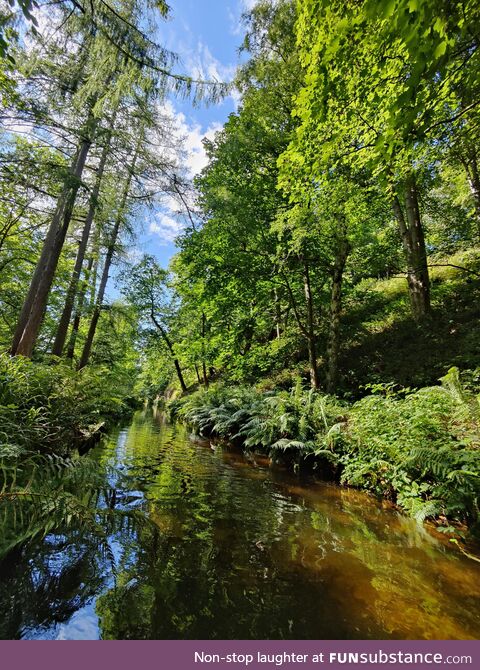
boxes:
[78,303,102,370]
[51,136,111,357]
[274,288,281,339]
[150,310,187,392]
[201,311,209,387]
[326,237,350,395]
[77,224,118,370]
[88,233,101,309]
[468,159,480,238]
[78,146,139,369]
[468,157,480,235]
[194,363,202,385]
[240,311,254,356]
[65,236,97,360]
[11,132,94,356]
[66,309,83,360]
[303,258,319,389]
[173,358,187,393]
[282,262,318,389]
[391,174,430,320]
[460,149,480,239]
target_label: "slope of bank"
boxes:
[0,353,136,458]
[338,248,480,393]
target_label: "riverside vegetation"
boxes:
[0,0,480,570]
[173,368,480,536]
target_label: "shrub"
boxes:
[340,368,479,526]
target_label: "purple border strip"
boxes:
[0,640,478,670]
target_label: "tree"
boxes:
[77,140,141,369]
[123,255,187,392]
[51,120,115,357]
[6,0,224,359]
[283,0,480,321]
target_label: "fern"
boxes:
[173,376,480,531]
[270,439,316,453]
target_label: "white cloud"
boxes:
[161,193,181,213]
[148,99,225,247]
[159,99,223,178]
[227,6,243,36]
[184,120,224,176]
[124,247,144,264]
[149,214,185,245]
[182,41,240,110]
[149,40,241,246]
[157,42,242,168]
[186,42,236,87]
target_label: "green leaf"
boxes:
[434,41,447,58]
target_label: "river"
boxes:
[1,410,479,640]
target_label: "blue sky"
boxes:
[134,0,254,269]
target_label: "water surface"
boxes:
[1,410,479,640]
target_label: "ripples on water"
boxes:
[0,409,479,640]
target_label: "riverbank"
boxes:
[0,353,140,557]
[0,353,137,458]
[171,368,480,540]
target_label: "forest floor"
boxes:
[336,247,480,394]
[255,248,480,397]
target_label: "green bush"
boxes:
[340,368,480,526]
[176,381,344,456]
[0,353,132,457]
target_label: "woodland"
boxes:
[0,0,480,558]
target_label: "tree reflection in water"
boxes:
[1,410,480,639]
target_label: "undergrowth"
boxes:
[0,353,140,559]
[0,353,134,457]
[339,248,480,391]
[172,368,480,536]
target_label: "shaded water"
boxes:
[1,410,480,640]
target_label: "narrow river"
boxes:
[1,410,480,640]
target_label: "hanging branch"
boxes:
[56,0,232,104]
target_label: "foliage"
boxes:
[0,452,110,557]
[173,369,480,533]
[0,436,148,561]
[340,369,479,527]
[0,353,134,456]
[339,247,480,391]
[150,0,480,398]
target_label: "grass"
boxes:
[338,248,480,392]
